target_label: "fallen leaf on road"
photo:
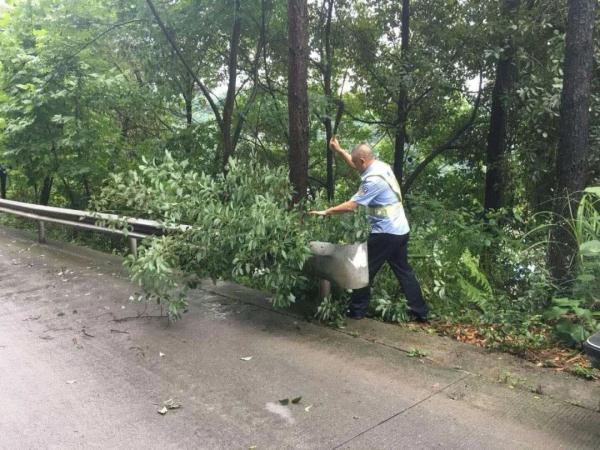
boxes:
[129,346,145,358]
[163,398,181,410]
[240,356,253,361]
[304,404,313,412]
[279,398,289,405]
[291,396,302,404]
[23,315,41,321]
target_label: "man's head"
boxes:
[351,143,375,173]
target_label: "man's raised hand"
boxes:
[329,136,342,152]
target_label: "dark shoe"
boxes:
[346,310,365,320]
[408,311,428,323]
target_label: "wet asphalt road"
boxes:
[1,225,599,449]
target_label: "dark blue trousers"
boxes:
[350,233,429,318]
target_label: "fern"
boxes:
[457,249,493,308]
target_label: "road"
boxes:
[0,225,599,449]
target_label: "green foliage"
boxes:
[126,235,188,321]
[95,153,316,317]
[374,294,409,324]
[544,187,600,345]
[407,348,428,358]
[315,294,347,327]
[480,314,550,353]
[567,363,599,381]
[543,297,596,346]
[457,249,493,310]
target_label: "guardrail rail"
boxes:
[0,198,188,255]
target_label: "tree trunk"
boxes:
[322,0,335,201]
[61,178,79,209]
[393,0,410,185]
[185,93,193,127]
[287,0,310,204]
[39,176,53,206]
[0,166,6,199]
[548,0,596,283]
[484,0,519,212]
[222,0,242,169]
[324,117,334,200]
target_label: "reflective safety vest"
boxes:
[365,163,404,218]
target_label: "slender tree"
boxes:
[145,0,258,171]
[393,0,410,184]
[315,0,336,201]
[287,0,310,203]
[548,0,596,283]
[483,0,519,212]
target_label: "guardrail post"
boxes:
[318,278,331,300]
[128,236,138,256]
[38,221,46,244]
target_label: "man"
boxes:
[309,137,429,321]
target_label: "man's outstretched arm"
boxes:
[309,200,358,216]
[330,136,356,169]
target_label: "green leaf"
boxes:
[580,240,600,257]
[543,306,566,320]
[552,297,580,308]
[555,319,587,345]
[583,186,600,196]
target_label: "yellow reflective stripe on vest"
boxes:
[365,170,403,204]
[367,202,403,218]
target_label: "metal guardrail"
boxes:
[0,198,188,255]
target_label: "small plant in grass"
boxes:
[543,297,598,346]
[374,294,409,323]
[315,294,347,327]
[567,363,599,380]
[407,348,428,358]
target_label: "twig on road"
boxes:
[110,329,129,334]
[111,314,165,323]
[81,328,95,338]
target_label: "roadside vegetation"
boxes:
[0,0,598,377]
